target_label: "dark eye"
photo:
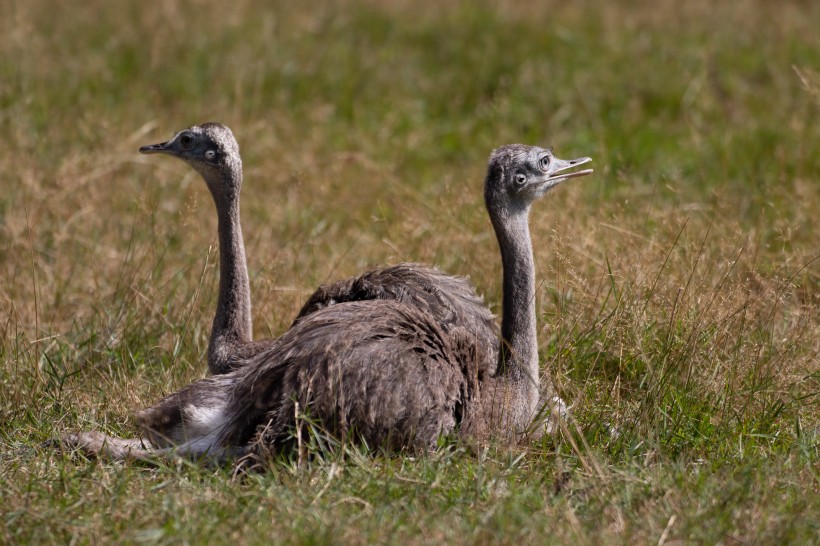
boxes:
[539,156,551,171]
[179,134,194,150]
[515,173,527,186]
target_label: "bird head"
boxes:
[139,122,242,199]
[484,144,592,214]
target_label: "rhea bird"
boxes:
[61,126,592,462]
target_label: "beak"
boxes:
[548,156,593,182]
[531,155,593,199]
[139,141,170,155]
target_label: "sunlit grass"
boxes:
[1,0,818,544]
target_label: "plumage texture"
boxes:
[229,301,471,452]
[295,262,499,378]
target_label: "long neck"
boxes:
[207,168,252,374]
[492,206,540,418]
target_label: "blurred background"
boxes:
[1,1,818,542]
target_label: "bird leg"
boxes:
[57,431,160,462]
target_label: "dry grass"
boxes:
[1,0,818,544]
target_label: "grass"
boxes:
[1,0,818,543]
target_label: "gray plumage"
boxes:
[61,125,592,463]
[295,262,499,378]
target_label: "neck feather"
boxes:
[491,205,540,415]
[206,167,252,374]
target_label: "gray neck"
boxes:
[491,205,540,420]
[206,168,252,374]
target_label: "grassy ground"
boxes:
[1,0,818,543]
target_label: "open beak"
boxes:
[139,141,170,155]
[548,156,593,182]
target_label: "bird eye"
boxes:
[179,134,194,150]
[539,156,551,171]
[515,173,527,186]
[205,150,216,160]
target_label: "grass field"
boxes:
[1,0,818,543]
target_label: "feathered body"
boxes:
[295,263,499,377]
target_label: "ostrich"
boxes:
[139,123,498,378]
[61,138,592,463]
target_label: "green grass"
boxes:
[1,0,818,544]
